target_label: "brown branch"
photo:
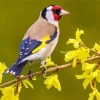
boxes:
[83,45,100,56]
[0,56,100,88]
[90,49,100,56]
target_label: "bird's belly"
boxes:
[39,40,57,60]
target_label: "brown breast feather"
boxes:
[23,17,56,41]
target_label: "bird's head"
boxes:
[41,5,70,25]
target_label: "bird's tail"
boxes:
[4,60,28,76]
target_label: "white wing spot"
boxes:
[10,71,13,74]
[5,70,9,73]
[25,53,28,55]
[26,48,29,50]
[13,72,16,75]
[29,42,31,44]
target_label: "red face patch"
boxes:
[52,5,62,11]
[52,5,62,21]
[53,13,62,21]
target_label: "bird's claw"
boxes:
[27,70,33,80]
[16,76,21,81]
[42,67,47,75]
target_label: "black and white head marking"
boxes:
[41,5,70,26]
[41,6,59,26]
[41,6,53,20]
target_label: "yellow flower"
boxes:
[17,83,22,93]
[83,76,93,89]
[1,95,19,100]
[1,95,12,100]
[22,79,34,89]
[32,76,36,81]
[0,62,7,83]
[44,74,61,91]
[76,28,84,42]
[0,62,7,74]
[0,84,22,100]
[1,85,15,100]
[45,56,56,67]
[1,86,14,96]
[67,28,84,49]
[93,43,100,52]
[88,88,100,100]
[76,70,91,79]
[14,94,19,100]
[82,63,97,71]
[76,47,90,63]
[65,50,76,62]
[40,56,56,68]
[76,69,99,89]
[65,47,90,67]
[72,57,77,67]
[96,70,100,83]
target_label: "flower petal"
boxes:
[93,43,100,52]
[76,28,84,41]
[54,75,61,91]
[67,38,76,44]
[65,50,76,62]
[72,57,77,67]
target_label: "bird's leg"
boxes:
[27,61,33,80]
[41,60,47,75]
[29,61,33,66]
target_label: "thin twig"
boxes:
[93,79,96,88]
[83,45,100,56]
[90,49,100,56]
[0,56,100,88]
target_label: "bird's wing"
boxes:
[18,30,57,63]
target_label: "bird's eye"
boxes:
[52,9,60,14]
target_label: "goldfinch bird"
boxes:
[4,5,70,76]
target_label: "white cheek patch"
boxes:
[46,11,54,21]
[46,6,53,10]
[45,7,58,26]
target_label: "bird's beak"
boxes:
[60,9,70,16]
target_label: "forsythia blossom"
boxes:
[65,47,90,67]
[93,43,100,52]
[0,84,21,100]
[40,56,56,68]
[76,64,98,89]
[65,29,100,100]
[67,28,84,49]
[88,88,100,100]
[44,74,61,91]
[44,56,56,67]
[22,79,34,89]
[0,62,7,83]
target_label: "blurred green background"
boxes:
[0,0,99,100]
